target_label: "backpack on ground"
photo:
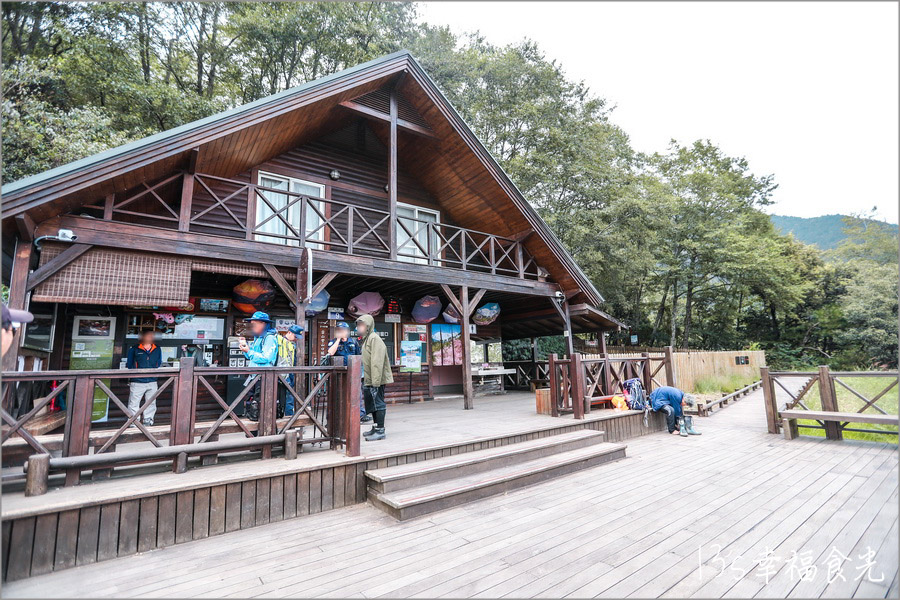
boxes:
[623,378,651,427]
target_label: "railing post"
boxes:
[299,196,307,248]
[345,355,362,457]
[245,183,257,241]
[641,352,653,393]
[818,365,843,440]
[170,357,195,450]
[25,454,50,496]
[516,242,525,279]
[569,353,585,420]
[427,222,435,266]
[663,346,676,387]
[600,354,613,396]
[549,354,559,417]
[258,370,278,458]
[63,375,95,486]
[489,236,496,274]
[760,367,778,434]
[347,207,355,255]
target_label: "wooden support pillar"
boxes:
[549,353,560,417]
[598,331,608,355]
[760,366,778,434]
[344,354,362,456]
[3,239,32,371]
[25,454,50,496]
[388,85,399,261]
[460,285,474,410]
[178,172,194,232]
[569,353,585,420]
[64,375,95,486]
[663,345,676,387]
[641,352,653,393]
[170,357,195,453]
[818,365,843,440]
[258,371,278,458]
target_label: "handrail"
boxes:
[2,355,363,495]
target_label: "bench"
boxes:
[1,411,66,437]
[780,409,898,440]
[2,415,313,467]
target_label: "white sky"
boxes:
[417,2,899,223]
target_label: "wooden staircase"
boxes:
[365,429,626,520]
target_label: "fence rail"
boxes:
[1,356,362,495]
[761,365,898,440]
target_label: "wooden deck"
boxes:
[4,388,897,598]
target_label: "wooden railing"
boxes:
[1,356,362,495]
[502,360,550,390]
[93,171,541,280]
[761,365,898,440]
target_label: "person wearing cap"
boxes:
[238,311,278,422]
[649,385,701,437]
[356,314,393,441]
[126,329,163,426]
[325,321,365,421]
[277,324,304,416]
[2,303,34,358]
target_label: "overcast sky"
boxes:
[418,2,899,224]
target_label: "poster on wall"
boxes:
[431,323,462,366]
[71,317,117,422]
[400,340,422,373]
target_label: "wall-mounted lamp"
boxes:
[329,169,341,181]
[34,228,78,251]
[384,184,390,193]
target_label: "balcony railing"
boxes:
[91,171,543,280]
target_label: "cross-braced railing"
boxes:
[1,356,363,495]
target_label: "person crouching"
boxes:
[356,314,393,441]
[648,385,701,437]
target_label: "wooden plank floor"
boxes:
[5,387,897,599]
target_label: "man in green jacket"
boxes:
[356,314,393,441]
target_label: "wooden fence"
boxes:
[1,356,363,495]
[761,365,898,440]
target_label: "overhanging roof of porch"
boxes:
[500,303,627,340]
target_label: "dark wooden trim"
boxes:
[262,263,298,308]
[338,101,438,140]
[440,284,463,315]
[310,272,338,301]
[15,213,35,241]
[26,243,93,292]
[178,172,194,233]
[388,86,399,261]
[468,288,486,316]
[3,239,32,370]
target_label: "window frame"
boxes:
[256,171,326,246]
[396,202,441,264]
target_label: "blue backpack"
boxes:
[624,378,651,427]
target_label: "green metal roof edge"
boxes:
[1,50,413,197]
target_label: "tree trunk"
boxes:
[681,279,694,348]
[669,278,678,347]
[769,302,780,339]
[650,281,669,344]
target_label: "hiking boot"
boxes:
[364,427,386,441]
[678,418,688,437]
[684,415,701,435]
[364,425,378,437]
[143,419,154,427]
[361,414,373,423]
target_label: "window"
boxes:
[256,172,325,246]
[396,203,439,264]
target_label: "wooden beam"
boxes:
[296,258,308,369]
[468,288,486,316]
[178,172,194,233]
[103,193,115,221]
[15,213,35,242]
[186,148,200,174]
[261,264,298,307]
[4,239,32,370]
[440,284,463,315]
[388,86,398,261]
[508,228,534,242]
[460,285,474,410]
[310,272,338,302]
[26,243,92,292]
[338,101,438,140]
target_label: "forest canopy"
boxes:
[2,2,897,369]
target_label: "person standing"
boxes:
[238,311,278,421]
[325,321,366,422]
[356,314,393,441]
[277,324,304,416]
[126,329,163,426]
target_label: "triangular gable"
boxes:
[1,50,605,307]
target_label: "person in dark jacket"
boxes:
[126,330,163,426]
[325,321,366,421]
[649,385,700,436]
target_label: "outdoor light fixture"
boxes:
[384,184,390,193]
[34,228,78,251]
[329,169,341,180]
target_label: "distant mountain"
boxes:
[770,214,898,250]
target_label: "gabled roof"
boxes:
[1,50,606,307]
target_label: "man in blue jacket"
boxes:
[126,329,163,426]
[649,385,700,436]
[238,312,278,422]
[325,321,366,421]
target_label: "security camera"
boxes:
[57,229,77,242]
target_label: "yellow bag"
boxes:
[611,395,629,411]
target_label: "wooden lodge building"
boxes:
[2,50,623,415]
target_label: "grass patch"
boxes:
[693,373,758,395]
[795,376,898,443]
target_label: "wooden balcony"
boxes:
[88,171,544,281]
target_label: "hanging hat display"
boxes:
[233,279,276,314]
[472,302,501,325]
[347,291,385,318]
[442,303,461,324]
[411,295,442,324]
[305,289,330,317]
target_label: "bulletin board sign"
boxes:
[400,341,422,373]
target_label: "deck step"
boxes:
[366,429,605,494]
[368,441,627,520]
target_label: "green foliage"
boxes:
[2,2,896,372]
[795,377,898,442]
[771,214,898,251]
[693,374,757,394]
